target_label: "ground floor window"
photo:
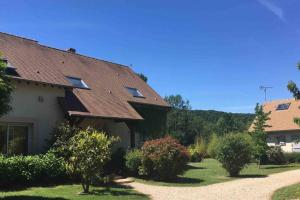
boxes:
[291,135,300,144]
[0,124,29,155]
[275,135,286,145]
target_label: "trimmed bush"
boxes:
[188,137,206,162]
[284,152,300,163]
[139,136,190,180]
[266,146,286,165]
[0,153,68,188]
[125,149,143,175]
[216,133,254,177]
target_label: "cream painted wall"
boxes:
[267,131,300,152]
[80,118,135,150]
[0,81,65,153]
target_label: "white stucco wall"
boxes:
[0,81,65,153]
[267,131,300,152]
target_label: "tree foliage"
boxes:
[250,104,271,165]
[288,62,300,126]
[136,73,148,82]
[0,58,14,117]
[67,128,117,193]
[47,121,80,160]
[164,94,254,146]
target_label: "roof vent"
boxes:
[67,48,76,54]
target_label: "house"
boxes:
[0,32,170,155]
[252,99,300,152]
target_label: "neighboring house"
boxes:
[251,99,300,152]
[0,32,170,155]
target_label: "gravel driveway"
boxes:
[123,169,300,200]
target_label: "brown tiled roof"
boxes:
[0,32,170,120]
[250,98,300,132]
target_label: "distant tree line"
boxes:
[164,94,255,146]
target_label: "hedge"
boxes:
[0,153,68,188]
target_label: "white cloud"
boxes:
[257,0,286,22]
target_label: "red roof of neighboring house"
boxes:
[249,98,300,132]
[0,32,170,120]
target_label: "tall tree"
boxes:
[250,103,271,166]
[165,95,192,145]
[288,62,300,126]
[0,58,13,117]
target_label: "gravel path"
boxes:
[122,169,300,200]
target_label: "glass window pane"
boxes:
[66,77,89,88]
[126,87,144,97]
[8,126,28,155]
[0,126,7,154]
[276,103,290,110]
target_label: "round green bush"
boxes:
[216,133,254,177]
[266,146,286,164]
[125,149,143,175]
[284,152,300,163]
[140,136,190,180]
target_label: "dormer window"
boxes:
[276,103,290,111]
[126,87,144,98]
[66,76,89,89]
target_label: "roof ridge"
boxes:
[0,32,38,43]
[0,31,130,69]
[265,98,295,103]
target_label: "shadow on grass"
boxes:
[89,184,148,198]
[0,196,66,200]
[237,174,267,178]
[186,164,206,170]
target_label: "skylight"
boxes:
[276,103,290,111]
[126,87,144,98]
[66,76,89,89]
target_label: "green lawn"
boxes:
[272,183,300,200]
[135,159,300,187]
[0,184,149,200]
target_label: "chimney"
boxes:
[67,48,76,54]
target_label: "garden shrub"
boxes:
[0,152,68,188]
[67,127,118,193]
[125,149,143,175]
[266,146,286,165]
[216,133,254,177]
[284,152,300,163]
[188,137,206,162]
[47,121,79,160]
[139,136,190,180]
[104,147,126,175]
[207,134,219,158]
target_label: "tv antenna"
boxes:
[260,86,273,102]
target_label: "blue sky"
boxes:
[1,0,300,113]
